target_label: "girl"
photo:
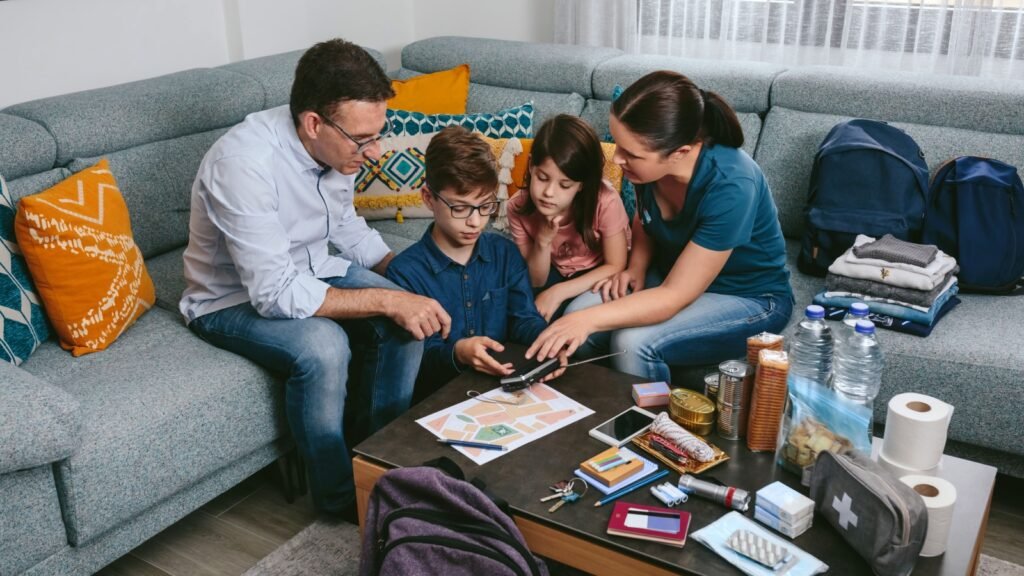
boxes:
[526,71,794,381]
[507,114,630,321]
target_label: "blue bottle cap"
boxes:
[855,319,876,334]
[850,302,869,316]
[805,305,825,319]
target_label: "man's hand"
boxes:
[593,268,644,302]
[526,311,594,362]
[534,286,566,322]
[386,292,452,340]
[454,337,514,376]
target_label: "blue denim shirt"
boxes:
[386,226,547,386]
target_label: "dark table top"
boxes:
[354,346,997,575]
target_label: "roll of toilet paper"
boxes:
[900,475,957,557]
[881,393,953,471]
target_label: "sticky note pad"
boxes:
[580,446,644,487]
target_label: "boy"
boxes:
[387,126,564,398]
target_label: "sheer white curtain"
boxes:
[555,0,1024,78]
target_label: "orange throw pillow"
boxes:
[388,64,471,115]
[14,159,155,356]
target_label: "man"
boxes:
[180,39,450,518]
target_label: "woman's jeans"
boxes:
[565,271,793,382]
[188,266,423,514]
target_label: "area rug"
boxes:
[244,518,1024,576]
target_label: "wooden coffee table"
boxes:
[353,352,996,575]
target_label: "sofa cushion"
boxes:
[69,128,228,259]
[146,247,186,312]
[4,69,263,164]
[0,362,81,473]
[783,239,1024,457]
[401,36,622,98]
[369,219,433,244]
[6,168,71,203]
[15,160,156,357]
[0,466,68,575]
[771,66,1024,136]
[1,175,51,365]
[0,113,56,180]
[757,107,1024,239]
[20,307,285,546]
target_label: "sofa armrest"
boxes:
[0,362,82,474]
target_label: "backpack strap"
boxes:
[470,477,514,518]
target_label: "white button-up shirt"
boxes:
[180,105,390,323]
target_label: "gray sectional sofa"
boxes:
[1,35,1022,575]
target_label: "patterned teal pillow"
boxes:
[0,174,51,364]
[387,102,534,139]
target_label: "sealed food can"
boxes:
[717,360,748,407]
[669,389,716,436]
[703,372,720,405]
[717,403,747,440]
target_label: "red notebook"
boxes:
[606,501,691,548]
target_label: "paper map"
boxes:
[417,383,594,465]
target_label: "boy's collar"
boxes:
[421,224,493,274]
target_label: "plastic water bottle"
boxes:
[788,305,833,386]
[832,320,884,407]
[839,302,870,345]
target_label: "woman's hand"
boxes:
[454,337,514,376]
[538,350,570,382]
[526,312,594,362]
[533,286,566,322]
[593,268,645,302]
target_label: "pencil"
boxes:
[594,469,670,507]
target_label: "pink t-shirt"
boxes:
[508,180,631,277]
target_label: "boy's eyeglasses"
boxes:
[431,190,501,219]
[318,112,393,154]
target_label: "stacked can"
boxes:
[747,350,791,452]
[668,389,716,436]
[703,372,720,405]
[715,360,749,440]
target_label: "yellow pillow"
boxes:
[508,140,622,197]
[478,136,527,231]
[388,64,471,115]
[14,159,155,356]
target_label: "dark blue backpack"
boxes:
[798,119,930,276]
[922,157,1024,293]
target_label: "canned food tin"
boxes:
[703,372,719,404]
[718,360,749,407]
[717,402,748,440]
[669,389,716,423]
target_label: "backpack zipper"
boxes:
[379,535,526,576]
[378,508,541,576]
[833,455,911,546]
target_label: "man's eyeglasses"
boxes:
[318,112,392,154]
[431,190,501,219]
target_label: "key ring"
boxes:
[565,478,588,498]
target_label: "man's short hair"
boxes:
[424,126,499,197]
[289,38,395,124]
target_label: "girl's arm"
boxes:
[527,240,732,360]
[521,232,555,287]
[543,230,628,300]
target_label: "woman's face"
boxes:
[608,115,675,184]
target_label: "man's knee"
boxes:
[293,319,352,376]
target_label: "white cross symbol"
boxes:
[833,493,859,530]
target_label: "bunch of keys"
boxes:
[540,479,588,513]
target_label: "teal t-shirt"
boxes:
[637,144,792,299]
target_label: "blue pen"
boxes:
[593,469,670,507]
[437,438,508,451]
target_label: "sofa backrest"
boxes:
[754,66,1024,239]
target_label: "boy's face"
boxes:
[423,185,499,250]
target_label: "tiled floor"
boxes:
[96,465,1024,576]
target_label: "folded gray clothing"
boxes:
[851,234,939,267]
[826,268,956,308]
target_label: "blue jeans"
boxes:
[188,266,422,513]
[565,271,793,381]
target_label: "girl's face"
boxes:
[529,158,583,218]
[608,115,674,184]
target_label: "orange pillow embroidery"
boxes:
[388,64,471,115]
[14,159,155,356]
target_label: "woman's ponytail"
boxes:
[700,89,744,149]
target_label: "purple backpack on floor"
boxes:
[358,458,548,576]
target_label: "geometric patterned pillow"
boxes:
[386,102,534,139]
[0,173,51,365]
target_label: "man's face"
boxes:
[424,185,499,250]
[310,100,389,175]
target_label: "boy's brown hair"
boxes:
[424,126,499,197]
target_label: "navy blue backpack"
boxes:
[798,119,930,276]
[922,156,1024,293]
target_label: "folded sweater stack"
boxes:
[813,234,961,335]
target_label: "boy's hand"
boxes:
[387,292,451,340]
[534,286,566,322]
[455,337,515,376]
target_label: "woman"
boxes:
[526,71,793,381]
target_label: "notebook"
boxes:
[606,501,691,547]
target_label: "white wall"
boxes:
[0,0,555,109]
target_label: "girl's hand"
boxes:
[534,286,566,322]
[536,215,562,247]
[526,312,594,362]
[593,269,645,302]
[455,337,514,376]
